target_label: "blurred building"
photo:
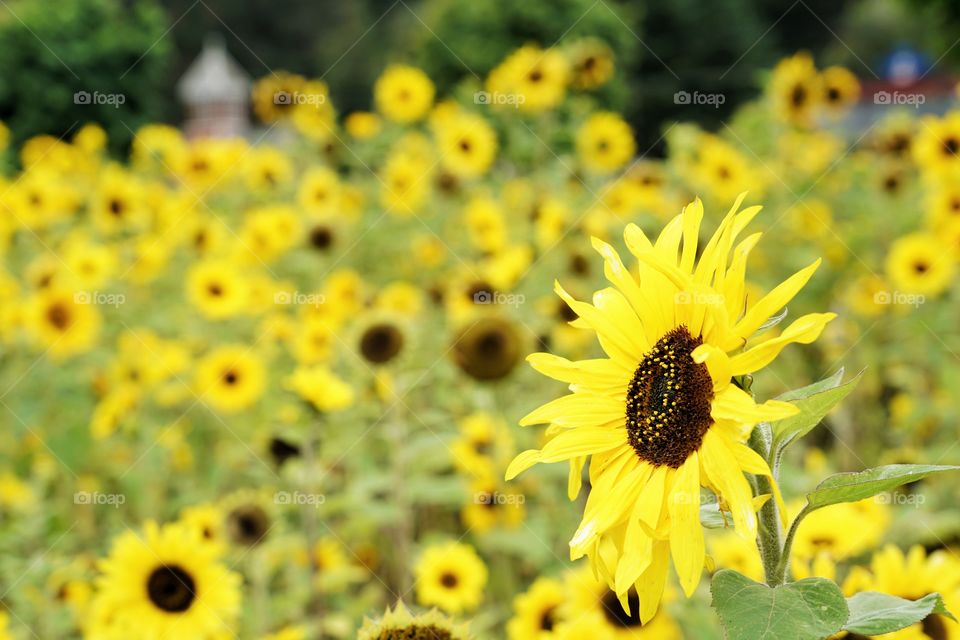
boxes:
[177,34,251,139]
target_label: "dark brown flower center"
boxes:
[452,317,522,381]
[360,323,404,364]
[625,326,715,468]
[227,505,269,546]
[47,303,71,330]
[146,565,196,613]
[440,572,458,588]
[309,226,333,250]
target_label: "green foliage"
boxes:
[712,570,957,639]
[770,369,863,467]
[711,570,849,640]
[0,0,173,154]
[805,464,960,511]
[844,592,955,635]
[414,0,640,110]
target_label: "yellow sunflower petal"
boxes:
[668,453,705,597]
[728,312,836,375]
[728,259,822,346]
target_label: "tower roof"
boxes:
[177,34,251,104]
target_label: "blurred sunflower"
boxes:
[252,71,306,123]
[507,577,565,639]
[770,52,821,126]
[414,542,488,614]
[568,38,615,90]
[374,64,435,123]
[820,65,860,116]
[914,112,960,176]
[195,345,266,414]
[90,521,240,638]
[434,111,497,179]
[885,233,955,297]
[186,259,250,320]
[26,287,101,359]
[508,195,834,620]
[487,44,570,113]
[576,112,636,175]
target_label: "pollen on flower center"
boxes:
[625,325,715,468]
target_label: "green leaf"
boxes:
[844,592,956,635]
[806,464,960,511]
[700,502,730,529]
[776,368,846,402]
[771,369,862,458]
[711,570,849,640]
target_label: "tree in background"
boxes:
[0,0,173,155]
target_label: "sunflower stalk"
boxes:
[301,409,325,620]
[748,422,788,587]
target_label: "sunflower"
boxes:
[487,45,570,113]
[461,474,526,533]
[26,286,101,359]
[770,52,821,126]
[374,64,435,123]
[926,183,960,229]
[186,259,250,320]
[252,71,307,123]
[506,195,835,621]
[885,233,956,297]
[692,135,762,204]
[820,65,860,116]
[195,345,266,414]
[414,542,488,614]
[576,112,636,175]
[568,38,615,90]
[90,521,241,639]
[358,601,471,640]
[221,492,274,547]
[507,577,566,640]
[562,565,682,639]
[297,166,341,217]
[435,111,497,179]
[914,112,960,176]
[452,316,524,381]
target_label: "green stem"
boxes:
[749,423,787,586]
[775,505,810,583]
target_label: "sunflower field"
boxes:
[3,17,960,640]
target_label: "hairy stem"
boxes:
[749,423,787,586]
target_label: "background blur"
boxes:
[1,0,957,153]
